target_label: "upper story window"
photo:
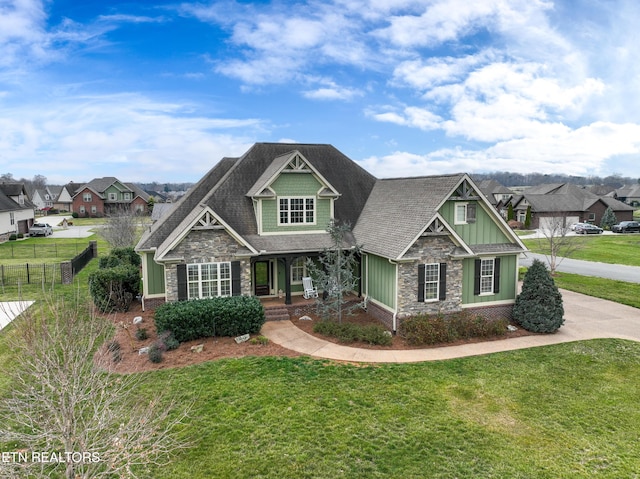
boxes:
[454,202,476,225]
[83,193,92,202]
[124,192,131,200]
[18,193,24,205]
[279,197,315,225]
[108,193,117,201]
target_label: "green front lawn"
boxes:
[133,340,640,478]
[553,273,640,309]
[523,235,640,266]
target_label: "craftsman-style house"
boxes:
[136,143,527,331]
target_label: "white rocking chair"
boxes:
[302,277,318,299]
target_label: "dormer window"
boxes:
[279,197,315,225]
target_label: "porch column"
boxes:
[283,257,292,305]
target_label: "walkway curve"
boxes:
[260,289,640,363]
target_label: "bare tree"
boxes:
[0,297,191,479]
[536,214,581,275]
[100,209,139,248]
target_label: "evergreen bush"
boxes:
[154,296,265,343]
[88,265,140,313]
[513,259,564,333]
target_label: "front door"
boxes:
[254,260,273,296]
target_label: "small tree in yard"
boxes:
[306,220,362,324]
[537,214,581,275]
[600,206,617,230]
[524,205,532,230]
[513,259,564,333]
[100,209,139,248]
[0,297,191,479]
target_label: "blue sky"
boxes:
[2,0,640,184]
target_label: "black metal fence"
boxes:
[0,242,97,287]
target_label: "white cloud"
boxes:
[0,94,264,182]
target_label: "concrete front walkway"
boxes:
[260,289,640,363]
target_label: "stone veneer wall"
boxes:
[396,235,463,319]
[464,303,514,321]
[164,228,252,301]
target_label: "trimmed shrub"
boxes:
[88,264,141,313]
[99,247,141,269]
[148,344,163,363]
[513,259,564,333]
[249,335,269,345]
[399,311,508,346]
[313,321,392,346]
[154,296,265,343]
[9,234,17,241]
[135,328,148,341]
[157,331,179,351]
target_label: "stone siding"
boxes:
[165,228,252,301]
[397,235,463,319]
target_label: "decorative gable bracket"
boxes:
[451,179,481,200]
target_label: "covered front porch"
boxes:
[250,253,321,305]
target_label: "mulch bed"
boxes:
[99,301,534,373]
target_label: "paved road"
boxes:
[520,252,640,284]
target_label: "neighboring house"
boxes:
[475,179,514,207]
[136,143,527,332]
[0,183,35,241]
[71,177,150,217]
[503,183,634,230]
[610,184,640,207]
[50,184,74,212]
[30,188,55,213]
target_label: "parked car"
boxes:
[611,221,640,233]
[28,223,53,236]
[570,222,586,231]
[575,223,603,234]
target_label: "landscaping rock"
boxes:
[138,347,150,355]
[133,316,143,325]
[299,315,312,321]
[235,334,250,344]
[191,344,204,353]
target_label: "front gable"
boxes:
[247,150,340,235]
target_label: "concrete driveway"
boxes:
[262,289,640,363]
[35,216,96,238]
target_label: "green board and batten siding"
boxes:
[143,252,166,295]
[364,253,397,311]
[461,255,518,305]
[261,173,332,233]
[440,200,512,245]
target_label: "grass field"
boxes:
[132,340,640,478]
[523,234,640,266]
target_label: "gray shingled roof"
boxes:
[353,174,466,260]
[517,183,633,213]
[0,183,34,212]
[139,143,377,255]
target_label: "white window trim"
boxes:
[291,257,307,284]
[83,193,92,202]
[108,192,117,201]
[479,258,495,296]
[423,263,440,302]
[455,202,468,225]
[277,196,316,226]
[124,192,131,200]
[187,262,232,299]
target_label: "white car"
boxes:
[28,223,53,236]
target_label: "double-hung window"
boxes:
[83,193,92,202]
[474,258,500,296]
[291,257,307,283]
[480,259,494,294]
[423,263,440,301]
[279,197,315,225]
[187,262,231,299]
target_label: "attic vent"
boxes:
[284,154,309,171]
[453,180,479,200]
[197,211,219,227]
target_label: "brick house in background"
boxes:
[71,177,150,217]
